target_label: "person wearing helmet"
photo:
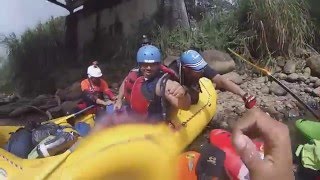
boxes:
[114,45,190,122]
[168,50,256,108]
[77,61,116,114]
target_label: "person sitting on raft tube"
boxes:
[168,50,256,108]
[77,61,116,114]
[114,45,191,122]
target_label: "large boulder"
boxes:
[55,82,82,102]
[278,73,287,80]
[0,98,31,117]
[312,87,320,97]
[303,67,311,77]
[315,79,320,88]
[307,55,320,78]
[276,56,286,67]
[310,76,319,83]
[283,60,296,74]
[201,49,236,74]
[286,73,299,82]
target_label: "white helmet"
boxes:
[87,65,103,78]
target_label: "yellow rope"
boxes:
[227,48,271,76]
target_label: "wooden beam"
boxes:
[70,0,88,10]
[47,0,72,13]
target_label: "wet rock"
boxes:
[283,61,296,74]
[256,77,267,83]
[278,73,287,80]
[30,95,52,106]
[306,55,320,78]
[242,73,248,80]
[310,77,319,83]
[0,94,19,106]
[312,87,320,97]
[266,81,271,86]
[234,107,246,115]
[270,81,287,96]
[295,48,311,58]
[288,109,300,118]
[55,82,82,102]
[47,106,64,118]
[276,56,286,67]
[315,79,320,88]
[222,72,243,85]
[264,106,278,115]
[261,86,270,94]
[274,66,281,73]
[304,87,313,93]
[306,79,311,84]
[201,49,236,74]
[298,75,308,82]
[163,55,179,66]
[275,113,285,121]
[0,98,31,116]
[286,73,299,82]
[285,102,294,109]
[9,106,48,118]
[303,67,311,77]
[60,101,79,115]
[219,121,229,129]
[300,92,306,96]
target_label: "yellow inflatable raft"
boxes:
[0,77,217,180]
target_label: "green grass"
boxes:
[234,0,314,66]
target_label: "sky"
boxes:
[0,0,69,56]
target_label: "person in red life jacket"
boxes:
[114,45,190,122]
[168,50,256,108]
[77,61,116,114]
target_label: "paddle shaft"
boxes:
[70,105,95,118]
[268,75,320,120]
[227,48,320,120]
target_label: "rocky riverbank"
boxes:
[211,60,320,130]
[0,48,319,128]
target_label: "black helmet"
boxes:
[141,35,151,46]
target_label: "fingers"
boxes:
[233,108,293,170]
[232,132,264,172]
[168,84,185,97]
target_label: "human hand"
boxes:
[232,108,294,180]
[167,81,186,98]
[114,99,123,111]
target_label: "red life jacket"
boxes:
[130,76,150,114]
[124,65,177,105]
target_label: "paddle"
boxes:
[227,48,320,120]
[44,105,95,126]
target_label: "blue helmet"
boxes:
[180,50,207,71]
[137,45,161,63]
